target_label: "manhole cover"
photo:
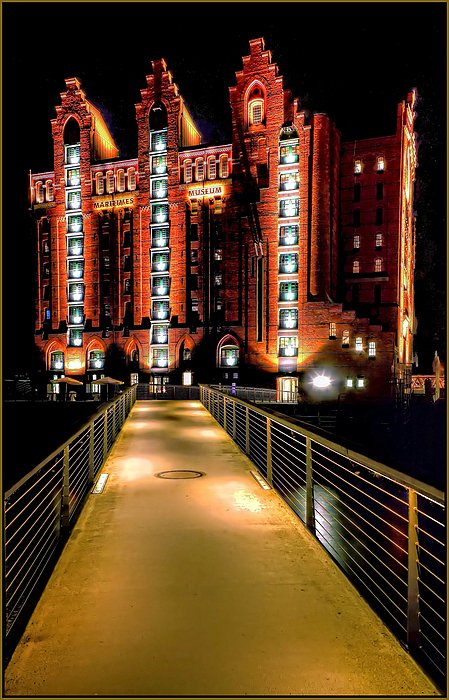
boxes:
[155,470,205,479]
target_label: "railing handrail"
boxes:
[5,387,136,499]
[200,385,444,505]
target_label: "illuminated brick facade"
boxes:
[30,38,417,401]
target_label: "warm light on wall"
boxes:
[312,373,331,388]
[182,371,193,386]
[67,359,82,370]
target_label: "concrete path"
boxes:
[4,401,440,697]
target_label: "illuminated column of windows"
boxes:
[149,129,170,371]
[64,142,84,349]
[277,129,300,362]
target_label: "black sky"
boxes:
[2,1,447,375]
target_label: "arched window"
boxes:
[95,172,104,195]
[353,260,360,274]
[149,101,168,131]
[45,180,54,202]
[106,170,114,193]
[35,181,44,203]
[127,167,136,191]
[184,160,192,183]
[117,169,125,192]
[220,344,239,367]
[50,350,64,371]
[247,84,265,127]
[219,154,229,178]
[207,156,216,180]
[64,117,80,145]
[195,158,204,181]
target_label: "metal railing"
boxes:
[3,386,137,644]
[136,383,200,400]
[200,385,446,688]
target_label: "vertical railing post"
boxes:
[407,488,420,652]
[266,417,272,485]
[245,406,250,454]
[305,436,314,529]
[88,421,95,485]
[61,445,70,530]
[223,397,227,432]
[112,402,117,438]
[233,400,237,439]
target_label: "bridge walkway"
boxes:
[4,401,439,696]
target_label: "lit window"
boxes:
[279,225,299,246]
[280,144,299,164]
[152,252,169,272]
[353,235,360,249]
[329,322,337,338]
[152,276,170,296]
[117,169,125,193]
[375,258,383,272]
[346,377,354,388]
[151,132,167,152]
[152,347,168,368]
[68,328,83,347]
[220,345,239,367]
[279,282,298,301]
[342,330,350,346]
[152,179,168,199]
[353,260,360,274]
[67,215,83,233]
[46,180,54,202]
[67,169,80,187]
[152,300,169,320]
[152,203,169,224]
[377,156,385,172]
[152,228,169,248]
[214,249,223,261]
[191,298,199,312]
[184,160,192,184]
[219,154,229,178]
[95,173,104,195]
[279,309,298,330]
[127,167,136,190]
[106,171,114,194]
[68,305,83,325]
[66,145,80,164]
[368,340,376,357]
[279,337,298,357]
[279,253,298,274]
[375,233,383,248]
[354,160,362,174]
[68,282,84,302]
[88,350,105,370]
[152,324,168,344]
[124,278,131,293]
[280,173,299,191]
[195,158,204,181]
[355,336,363,352]
[67,190,81,210]
[50,351,64,371]
[207,156,216,180]
[279,199,299,218]
[357,377,365,388]
[35,181,44,203]
[249,99,264,125]
[68,260,84,279]
[214,273,223,286]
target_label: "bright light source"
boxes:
[182,371,192,386]
[312,374,331,388]
[67,359,82,370]
[92,473,109,494]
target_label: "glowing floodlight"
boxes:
[312,374,331,388]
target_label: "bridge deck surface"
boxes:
[4,401,439,696]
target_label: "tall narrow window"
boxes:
[219,154,229,178]
[376,182,383,200]
[375,257,383,272]
[368,341,376,358]
[377,156,385,172]
[353,260,360,274]
[195,158,204,181]
[249,99,264,125]
[342,330,350,347]
[354,160,362,174]
[355,336,363,352]
[96,172,104,195]
[353,183,361,202]
[117,169,125,192]
[35,181,44,203]
[106,170,114,194]
[207,156,216,180]
[127,167,136,190]
[353,209,360,226]
[353,234,360,249]
[329,322,337,339]
[375,232,383,248]
[46,180,54,202]
[184,160,192,183]
[376,208,383,225]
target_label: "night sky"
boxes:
[2,1,446,376]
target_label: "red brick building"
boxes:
[29,38,417,401]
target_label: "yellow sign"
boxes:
[188,184,223,199]
[93,195,135,210]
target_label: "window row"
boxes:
[352,208,384,226]
[183,154,229,183]
[34,180,54,204]
[94,168,137,195]
[352,233,383,249]
[353,182,383,202]
[354,156,385,174]
[352,258,385,273]
[50,348,105,371]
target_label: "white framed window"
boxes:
[95,172,104,195]
[248,99,264,125]
[184,160,192,184]
[353,260,360,274]
[106,170,114,194]
[279,309,298,330]
[50,351,64,371]
[353,235,360,249]
[66,145,80,164]
[117,169,125,192]
[342,330,350,346]
[127,167,136,190]
[195,158,204,181]
[357,376,365,388]
[67,190,81,210]
[278,337,298,357]
[45,180,54,202]
[375,232,383,248]
[280,144,299,164]
[346,377,354,388]
[375,257,383,272]
[355,336,363,352]
[207,156,216,180]
[377,156,385,172]
[329,322,337,338]
[280,173,299,191]
[35,181,44,203]
[354,160,362,174]
[368,340,376,357]
[220,345,239,367]
[219,154,229,178]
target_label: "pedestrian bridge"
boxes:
[4,392,444,696]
